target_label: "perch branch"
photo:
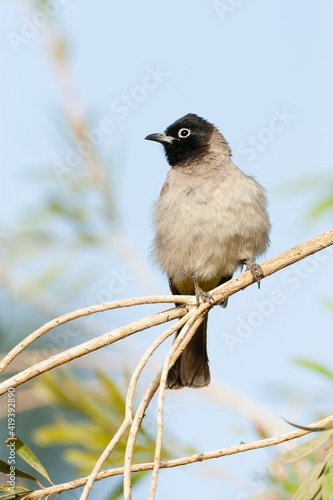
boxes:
[2,228,331,397]
[1,229,332,498]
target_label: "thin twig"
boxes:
[19,415,333,499]
[123,374,162,499]
[2,228,332,392]
[2,229,333,498]
[2,228,332,396]
[0,295,194,375]
[124,311,208,500]
[79,310,193,500]
[0,307,185,395]
[148,314,206,500]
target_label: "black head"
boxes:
[145,113,216,166]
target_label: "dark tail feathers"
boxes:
[167,317,210,389]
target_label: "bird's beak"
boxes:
[145,133,175,144]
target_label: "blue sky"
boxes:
[1,1,333,498]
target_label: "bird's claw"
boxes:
[196,289,214,306]
[243,260,264,289]
[192,276,214,307]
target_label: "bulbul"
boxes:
[145,114,270,389]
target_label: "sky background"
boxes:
[1,1,333,499]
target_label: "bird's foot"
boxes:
[192,276,214,307]
[242,260,264,289]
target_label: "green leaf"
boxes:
[40,371,114,429]
[323,300,333,312]
[281,174,332,196]
[292,461,326,499]
[284,418,333,432]
[322,451,333,500]
[0,485,32,499]
[294,358,333,382]
[6,437,52,484]
[34,421,106,448]
[310,195,333,218]
[19,261,68,299]
[96,371,125,414]
[268,431,332,470]
[0,459,38,483]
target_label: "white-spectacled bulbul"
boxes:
[145,114,270,389]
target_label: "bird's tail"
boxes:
[166,317,210,389]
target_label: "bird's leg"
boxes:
[192,276,214,307]
[241,259,264,289]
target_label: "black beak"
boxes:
[145,133,175,144]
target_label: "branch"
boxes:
[79,309,193,500]
[148,315,206,500]
[1,228,332,499]
[209,227,333,305]
[0,295,194,375]
[0,307,185,395]
[19,415,333,499]
[123,313,206,500]
[1,228,332,397]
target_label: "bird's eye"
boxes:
[178,128,191,138]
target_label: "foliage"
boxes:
[0,435,52,498]
[32,370,190,498]
[1,369,190,499]
[281,174,333,222]
[256,360,333,499]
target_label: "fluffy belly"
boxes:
[154,198,242,281]
[153,182,269,283]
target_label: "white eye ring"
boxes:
[178,128,191,138]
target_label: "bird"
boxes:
[145,113,270,389]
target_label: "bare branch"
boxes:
[2,228,331,397]
[148,314,206,500]
[0,307,185,395]
[19,415,333,499]
[123,313,207,500]
[1,228,332,498]
[0,295,194,375]
[79,310,193,500]
[209,227,333,305]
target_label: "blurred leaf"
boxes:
[294,359,333,382]
[280,174,333,195]
[282,173,333,222]
[322,451,333,500]
[0,485,31,499]
[38,371,115,430]
[47,199,86,222]
[309,196,333,219]
[96,370,125,414]
[19,262,69,299]
[5,436,52,484]
[34,421,111,449]
[33,369,180,480]
[292,461,326,499]
[323,300,333,313]
[0,459,38,483]
[268,431,333,470]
